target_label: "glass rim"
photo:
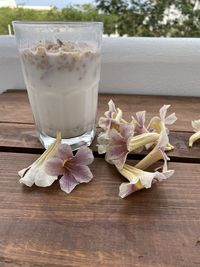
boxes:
[12,21,103,27]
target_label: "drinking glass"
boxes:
[13,21,103,149]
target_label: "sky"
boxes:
[16,0,95,9]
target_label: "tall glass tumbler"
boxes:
[13,21,103,149]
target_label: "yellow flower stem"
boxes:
[189,131,200,147]
[128,132,159,151]
[135,149,163,171]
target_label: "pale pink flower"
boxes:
[98,99,124,131]
[105,124,159,170]
[106,124,135,170]
[118,164,174,198]
[45,144,94,193]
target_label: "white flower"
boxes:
[18,132,61,187]
[118,164,174,198]
[148,105,177,134]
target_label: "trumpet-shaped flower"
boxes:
[106,124,134,169]
[106,124,159,170]
[131,111,148,135]
[18,132,61,187]
[148,105,177,134]
[135,129,170,171]
[147,105,176,150]
[45,144,94,193]
[98,99,125,132]
[118,164,174,198]
[189,119,200,147]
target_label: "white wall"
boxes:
[1,35,200,96]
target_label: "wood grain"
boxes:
[1,123,200,163]
[0,152,200,267]
[1,91,200,131]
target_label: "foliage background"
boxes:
[0,0,200,37]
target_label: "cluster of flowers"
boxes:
[18,99,177,198]
[97,100,177,198]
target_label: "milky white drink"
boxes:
[20,40,101,143]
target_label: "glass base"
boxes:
[39,128,96,150]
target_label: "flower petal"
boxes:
[59,174,79,193]
[109,129,123,144]
[70,165,93,183]
[192,119,200,132]
[108,99,116,113]
[19,164,57,187]
[97,132,110,154]
[136,111,146,127]
[35,168,58,187]
[73,146,94,166]
[98,116,111,130]
[139,171,156,189]
[119,182,139,198]
[109,151,129,170]
[157,129,169,149]
[165,113,177,125]
[55,144,73,160]
[153,170,174,182]
[119,124,134,141]
[45,158,64,176]
[18,165,32,178]
[19,166,36,187]
[159,105,170,121]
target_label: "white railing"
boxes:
[1,35,200,96]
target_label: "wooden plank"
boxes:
[0,152,200,267]
[0,91,33,124]
[1,123,200,162]
[1,91,200,132]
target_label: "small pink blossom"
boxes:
[98,99,123,132]
[106,124,134,170]
[45,144,94,193]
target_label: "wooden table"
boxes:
[0,91,200,267]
